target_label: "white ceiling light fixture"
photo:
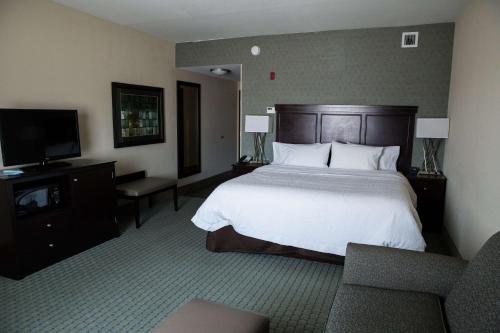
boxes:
[251,45,261,56]
[210,68,231,75]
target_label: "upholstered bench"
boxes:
[116,171,178,228]
[153,299,270,333]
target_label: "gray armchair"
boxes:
[327,231,500,333]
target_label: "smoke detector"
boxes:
[251,45,261,56]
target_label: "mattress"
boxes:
[192,164,426,256]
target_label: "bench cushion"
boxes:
[327,284,446,333]
[153,299,269,333]
[116,177,177,197]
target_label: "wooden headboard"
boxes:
[275,104,417,174]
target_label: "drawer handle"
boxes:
[46,223,52,228]
[73,178,78,182]
[48,243,55,248]
[423,187,428,191]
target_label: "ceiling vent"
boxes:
[401,32,419,48]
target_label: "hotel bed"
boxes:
[192,104,426,263]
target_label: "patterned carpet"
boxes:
[1,197,342,333]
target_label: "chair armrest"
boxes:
[343,243,468,298]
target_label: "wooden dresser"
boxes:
[0,160,118,279]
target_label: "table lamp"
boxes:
[416,118,449,175]
[244,115,270,163]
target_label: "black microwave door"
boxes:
[15,189,49,215]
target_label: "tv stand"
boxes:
[21,161,72,172]
[0,159,119,280]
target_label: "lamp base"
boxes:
[253,133,266,164]
[421,138,442,175]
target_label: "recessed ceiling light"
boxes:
[210,68,231,75]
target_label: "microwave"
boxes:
[14,184,61,216]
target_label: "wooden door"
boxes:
[177,81,201,178]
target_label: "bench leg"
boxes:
[134,198,141,228]
[148,195,153,208]
[173,186,179,211]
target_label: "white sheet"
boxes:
[192,165,426,256]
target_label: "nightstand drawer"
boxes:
[232,164,255,175]
[232,162,267,176]
[411,180,445,201]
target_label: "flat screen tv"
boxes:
[0,109,81,167]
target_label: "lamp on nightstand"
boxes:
[416,118,449,175]
[244,115,270,163]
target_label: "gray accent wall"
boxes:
[177,23,454,166]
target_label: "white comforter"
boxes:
[192,165,426,256]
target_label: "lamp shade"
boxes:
[416,118,449,139]
[245,115,269,133]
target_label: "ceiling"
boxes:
[53,0,468,42]
[180,64,241,81]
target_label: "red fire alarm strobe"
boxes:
[270,72,276,80]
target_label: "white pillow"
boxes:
[330,141,383,170]
[272,142,331,168]
[378,146,400,171]
[347,143,400,171]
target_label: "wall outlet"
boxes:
[266,107,275,114]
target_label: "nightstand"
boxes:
[407,174,447,233]
[232,162,268,176]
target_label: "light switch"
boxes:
[266,107,275,114]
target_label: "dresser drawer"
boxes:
[16,210,71,248]
[18,228,68,248]
[16,210,70,232]
[17,211,72,271]
[19,239,71,273]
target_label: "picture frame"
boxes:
[112,82,165,148]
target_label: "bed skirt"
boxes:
[206,226,345,264]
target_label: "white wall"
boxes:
[176,70,238,185]
[443,0,500,259]
[0,0,177,177]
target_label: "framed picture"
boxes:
[112,82,165,148]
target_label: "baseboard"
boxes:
[178,171,234,195]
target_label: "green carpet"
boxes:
[0,197,342,332]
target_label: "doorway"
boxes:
[177,81,201,178]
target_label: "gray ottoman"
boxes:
[153,299,270,333]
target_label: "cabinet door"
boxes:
[71,165,117,250]
[417,199,445,232]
